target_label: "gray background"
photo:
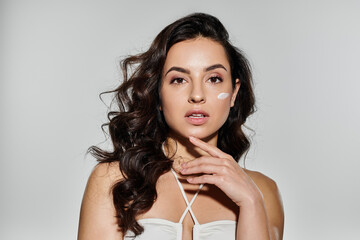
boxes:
[1,0,360,239]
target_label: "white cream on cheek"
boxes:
[217,92,230,100]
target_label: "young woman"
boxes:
[78,13,284,240]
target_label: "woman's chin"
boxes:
[187,131,218,142]
[167,129,219,145]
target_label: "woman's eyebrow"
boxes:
[165,67,190,76]
[164,64,227,76]
[204,64,227,72]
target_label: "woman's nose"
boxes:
[188,82,206,104]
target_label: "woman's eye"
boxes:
[208,76,223,84]
[170,78,186,84]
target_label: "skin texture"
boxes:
[78,38,284,240]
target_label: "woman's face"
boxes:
[160,37,240,140]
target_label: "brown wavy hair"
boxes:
[89,12,255,237]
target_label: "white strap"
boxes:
[170,169,204,225]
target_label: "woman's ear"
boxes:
[230,79,241,107]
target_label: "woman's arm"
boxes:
[78,162,123,240]
[241,170,284,240]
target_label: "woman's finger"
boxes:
[186,173,220,185]
[189,136,231,159]
[181,155,232,169]
[181,161,229,175]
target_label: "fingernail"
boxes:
[187,177,193,182]
[181,163,187,168]
[189,136,195,141]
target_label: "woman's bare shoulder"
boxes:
[84,162,124,199]
[243,169,278,192]
[244,168,285,240]
[90,162,123,185]
[78,162,124,240]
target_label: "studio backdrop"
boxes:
[1,1,359,239]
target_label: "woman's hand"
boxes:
[180,136,264,208]
[181,136,283,239]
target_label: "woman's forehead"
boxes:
[163,38,230,73]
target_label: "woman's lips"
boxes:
[185,109,209,125]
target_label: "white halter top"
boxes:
[124,169,236,240]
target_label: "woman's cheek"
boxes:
[214,91,233,109]
[217,92,230,100]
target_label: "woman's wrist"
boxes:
[236,189,265,208]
